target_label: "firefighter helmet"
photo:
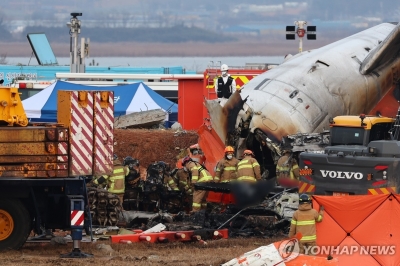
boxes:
[243,150,254,157]
[224,146,234,153]
[299,194,311,204]
[220,64,229,72]
[123,156,139,170]
[182,156,192,166]
[157,161,171,172]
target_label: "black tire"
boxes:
[0,199,31,251]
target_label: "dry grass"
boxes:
[0,237,283,266]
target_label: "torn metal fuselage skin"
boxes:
[205,22,400,171]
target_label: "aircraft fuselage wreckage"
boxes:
[205,22,400,174]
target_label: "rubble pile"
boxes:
[98,129,296,239]
[87,187,122,226]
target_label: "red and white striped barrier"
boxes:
[93,91,114,176]
[70,210,84,227]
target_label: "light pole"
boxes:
[67,13,88,73]
[286,21,316,53]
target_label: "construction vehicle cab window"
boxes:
[330,115,394,146]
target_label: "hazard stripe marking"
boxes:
[306,184,315,193]
[299,182,308,193]
[93,92,114,175]
[57,156,68,162]
[367,187,397,195]
[70,92,94,176]
[206,75,258,90]
[57,142,68,155]
[71,210,84,226]
[380,188,389,194]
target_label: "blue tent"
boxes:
[22,80,178,125]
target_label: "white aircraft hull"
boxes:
[206,22,400,144]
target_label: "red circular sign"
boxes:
[297,29,305,37]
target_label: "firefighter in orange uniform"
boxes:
[181,156,213,212]
[289,194,324,255]
[236,150,261,182]
[214,146,239,183]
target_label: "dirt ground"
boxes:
[0,237,282,266]
[113,128,199,169]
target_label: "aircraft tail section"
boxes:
[360,22,400,74]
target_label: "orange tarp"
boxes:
[337,237,381,265]
[313,194,387,233]
[350,195,400,266]
[312,200,347,247]
[313,194,400,265]
[285,254,339,265]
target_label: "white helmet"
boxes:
[220,64,229,72]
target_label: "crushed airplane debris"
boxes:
[204,22,400,173]
[114,109,166,129]
[88,168,297,240]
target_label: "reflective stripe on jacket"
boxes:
[236,156,261,182]
[165,174,179,191]
[276,155,300,179]
[214,157,239,182]
[175,168,191,192]
[108,165,126,194]
[288,203,323,242]
[187,161,213,184]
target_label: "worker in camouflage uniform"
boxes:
[94,154,129,209]
[289,194,324,255]
[236,150,261,182]
[276,149,300,187]
[182,156,213,212]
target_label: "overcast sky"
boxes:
[1,0,399,22]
